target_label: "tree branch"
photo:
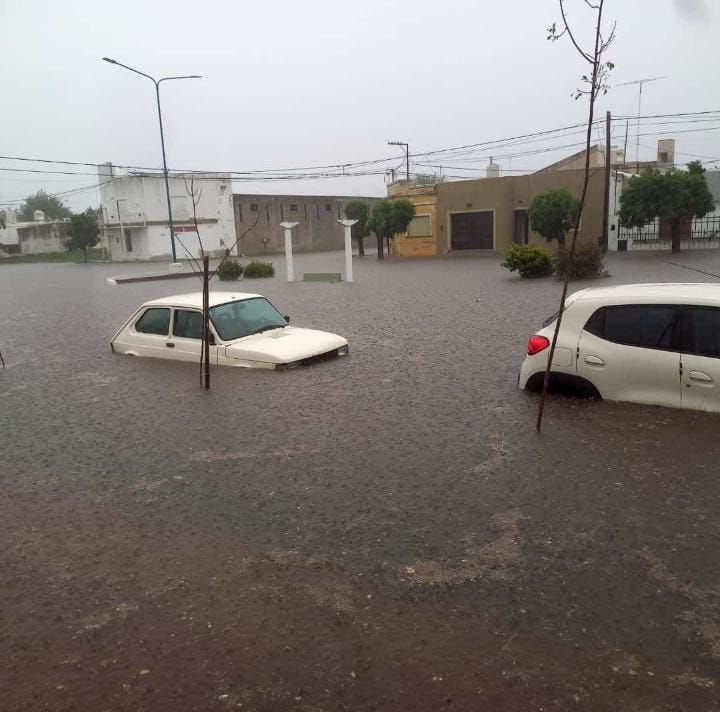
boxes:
[559,0,594,63]
[209,209,262,282]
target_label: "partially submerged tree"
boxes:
[537,0,615,432]
[66,208,99,263]
[528,188,579,249]
[19,190,72,221]
[619,161,715,254]
[344,199,370,256]
[367,198,416,260]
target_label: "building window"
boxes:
[265,205,270,222]
[316,204,320,219]
[325,203,332,212]
[290,203,298,212]
[304,204,308,220]
[406,215,431,238]
[280,204,285,220]
[250,203,259,212]
[237,203,243,222]
[337,204,342,219]
[659,151,669,163]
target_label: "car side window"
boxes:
[584,307,605,337]
[584,305,678,350]
[135,308,170,336]
[173,310,203,339]
[684,307,720,358]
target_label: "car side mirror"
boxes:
[284,315,290,323]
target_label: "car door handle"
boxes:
[584,355,605,366]
[689,370,713,383]
[166,342,175,348]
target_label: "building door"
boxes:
[450,211,494,250]
[513,210,529,245]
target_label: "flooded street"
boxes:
[2,250,720,710]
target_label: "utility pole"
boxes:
[116,198,126,256]
[602,111,611,251]
[616,76,666,172]
[388,140,410,181]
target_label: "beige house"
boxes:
[389,168,605,257]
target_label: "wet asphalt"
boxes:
[2,249,720,711]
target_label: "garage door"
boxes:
[450,211,494,250]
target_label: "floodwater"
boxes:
[2,250,720,711]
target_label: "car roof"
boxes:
[570,283,720,304]
[144,292,263,309]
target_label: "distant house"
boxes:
[0,209,68,255]
[97,163,235,261]
[388,167,606,257]
[232,194,380,256]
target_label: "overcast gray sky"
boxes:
[2,0,718,211]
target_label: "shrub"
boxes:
[554,242,605,280]
[217,260,244,281]
[243,260,275,278]
[502,244,554,278]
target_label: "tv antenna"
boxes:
[616,76,667,169]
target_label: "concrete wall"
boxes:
[16,222,68,254]
[233,195,379,256]
[98,165,236,261]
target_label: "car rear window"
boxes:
[584,305,679,350]
[135,307,170,336]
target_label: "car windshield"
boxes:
[209,297,286,341]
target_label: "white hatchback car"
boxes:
[111,292,348,369]
[519,283,720,413]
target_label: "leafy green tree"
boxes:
[19,190,72,221]
[619,161,715,253]
[528,188,579,250]
[366,198,416,260]
[66,208,99,263]
[344,199,370,256]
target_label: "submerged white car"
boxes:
[519,283,720,413]
[111,292,348,369]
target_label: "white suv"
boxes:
[519,283,720,413]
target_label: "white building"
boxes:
[97,163,236,261]
[0,209,69,255]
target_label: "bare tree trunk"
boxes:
[83,246,88,264]
[537,0,613,432]
[358,237,365,257]
[376,233,384,260]
[671,219,681,254]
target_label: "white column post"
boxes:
[280,221,299,282]
[337,219,358,283]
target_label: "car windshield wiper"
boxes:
[247,324,286,336]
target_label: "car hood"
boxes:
[224,326,347,364]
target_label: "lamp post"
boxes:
[102,57,201,263]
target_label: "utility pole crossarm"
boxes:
[388,140,410,181]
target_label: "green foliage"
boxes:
[367,198,416,239]
[619,163,715,252]
[0,248,107,264]
[65,210,99,262]
[344,199,370,239]
[367,198,416,259]
[501,244,554,278]
[243,260,275,278]
[19,190,72,221]
[528,188,579,249]
[554,242,605,280]
[217,260,244,281]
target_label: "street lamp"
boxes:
[102,57,201,263]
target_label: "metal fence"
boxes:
[618,214,720,244]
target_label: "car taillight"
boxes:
[527,335,550,355]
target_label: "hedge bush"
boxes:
[217,260,244,281]
[243,260,275,278]
[555,242,605,280]
[501,244,554,278]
